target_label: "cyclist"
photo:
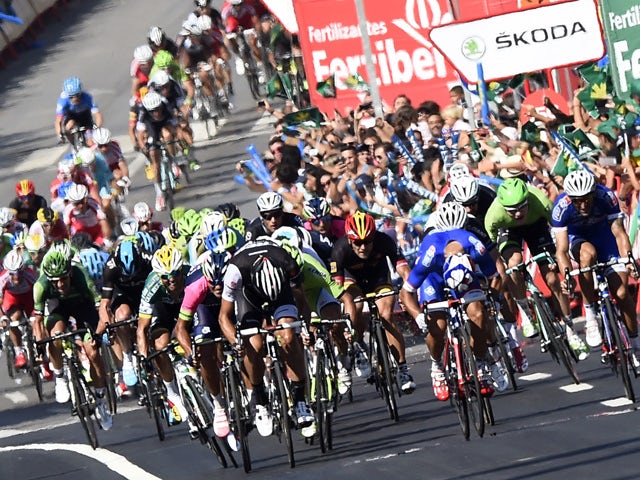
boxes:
[553,169,640,352]
[136,91,179,212]
[9,180,48,227]
[63,183,112,247]
[29,207,68,245]
[329,211,416,393]
[245,192,302,241]
[129,45,154,148]
[75,147,116,225]
[55,77,103,145]
[217,238,314,437]
[175,250,231,438]
[301,197,345,269]
[147,26,179,57]
[136,245,189,424]
[0,250,38,369]
[484,177,588,360]
[92,127,131,191]
[25,234,47,269]
[400,203,498,400]
[32,251,112,429]
[221,0,262,73]
[132,202,164,233]
[197,14,234,98]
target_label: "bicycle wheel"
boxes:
[492,320,518,391]
[603,298,635,402]
[533,294,580,384]
[5,335,15,379]
[160,158,175,211]
[100,343,118,415]
[445,337,469,440]
[459,324,484,438]
[374,322,399,422]
[226,364,251,472]
[273,364,295,468]
[315,349,332,453]
[147,374,166,441]
[25,332,43,401]
[70,364,99,449]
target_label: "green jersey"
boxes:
[33,265,97,316]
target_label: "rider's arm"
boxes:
[611,217,633,258]
[32,278,47,341]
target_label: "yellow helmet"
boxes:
[151,245,183,276]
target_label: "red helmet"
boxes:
[345,211,375,242]
[16,179,35,197]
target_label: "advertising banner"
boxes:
[428,0,605,83]
[292,0,461,114]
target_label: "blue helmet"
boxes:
[201,250,230,285]
[63,77,82,96]
[79,248,107,283]
[115,240,140,277]
[135,231,155,255]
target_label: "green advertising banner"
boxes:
[601,0,640,99]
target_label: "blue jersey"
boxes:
[56,92,99,116]
[550,184,623,236]
[405,228,496,292]
[90,157,114,193]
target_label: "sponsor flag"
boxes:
[343,71,369,92]
[550,131,587,177]
[316,74,336,98]
[476,63,491,126]
[266,73,291,99]
[284,107,323,128]
[468,131,484,163]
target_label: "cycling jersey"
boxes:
[221,1,256,33]
[8,195,48,227]
[93,141,124,172]
[441,183,496,222]
[63,198,106,239]
[149,78,186,112]
[29,219,68,244]
[138,266,190,318]
[101,255,152,303]
[245,212,302,241]
[329,231,407,291]
[85,159,114,199]
[300,250,344,313]
[55,92,99,119]
[0,267,37,315]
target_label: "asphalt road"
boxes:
[1,1,640,479]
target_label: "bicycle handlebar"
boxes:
[504,250,556,276]
[104,317,138,331]
[353,290,398,305]
[425,292,487,313]
[238,320,303,337]
[36,328,90,346]
[567,254,636,277]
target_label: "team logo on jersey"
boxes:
[329,261,338,274]
[421,245,436,267]
[468,235,486,256]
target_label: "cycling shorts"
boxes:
[570,232,623,267]
[45,301,99,333]
[149,302,180,333]
[497,218,555,259]
[2,291,34,317]
[235,288,298,330]
[192,303,222,342]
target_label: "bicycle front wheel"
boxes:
[227,365,251,472]
[146,374,166,441]
[25,332,43,401]
[273,364,295,468]
[70,365,99,449]
[445,337,469,440]
[374,322,399,422]
[5,336,15,379]
[100,343,118,415]
[315,349,332,453]
[459,324,484,438]
[492,319,518,391]
[604,298,635,402]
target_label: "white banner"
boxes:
[428,0,605,83]
[262,0,299,33]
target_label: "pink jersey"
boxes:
[179,274,209,321]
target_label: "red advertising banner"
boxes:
[292,0,461,115]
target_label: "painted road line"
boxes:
[3,390,29,404]
[0,444,162,480]
[559,383,593,393]
[600,397,634,408]
[518,372,552,381]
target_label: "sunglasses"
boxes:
[160,271,181,281]
[261,210,283,220]
[51,274,70,282]
[311,215,331,225]
[69,94,81,99]
[504,200,529,213]
[569,194,593,205]
[351,239,373,247]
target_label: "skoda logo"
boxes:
[461,36,486,60]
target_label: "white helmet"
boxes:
[142,91,163,111]
[230,0,242,5]
[58,157,75,176]
[150,69,171,88]
[25,233,46,252]
[76,147,95,167]
[298,227,312,248]
[251,256,285,301]
[148,26,164,46]
[563,169,596,197]
[257,192,283,212]
[200,211,227,235]
[433,202,468,232]
[120,217,139,236]
[92,127,111,146]
[272,226,300,247]
[133,202,153,223]
[449,175,479,205]
[151,245,184,275]
[0,207,15,227]
[67,183,89,203]
[3,249,24,272]
[134,45,153,63]
[183,20,202,36]
[49,239,73,261]
[448,163,471,180]
[196,15,213,31]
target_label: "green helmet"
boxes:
[177,210,202,238]
[228,217,246,237]
[170,206,186,222]
[42,251,71,279]
[497,178,529,207]
[153,49,174,69]
[49,239,74,261]
[278,240,303,269]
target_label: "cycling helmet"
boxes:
[76,147,96,167]
[115,240,140,277]
[183,21,202,36]
[134,45,153,63]
[42,251,71,280]
[205,227,239,253]
[345,211,376,242]
[150,69,171,88]
[49,239,73,261]
[256,192,284,212]
[447,163,470,180]
[277,240,303,269]
[272,226,300,247]
[443,253,476,293]
[195,0,210,7]
[563,169,596,197]
[152,245,183,275]
[15,179,35,197]
[177,210,202,238]
[148,231,166,249]
[251,256,286,301]
[10,230,27,248]
[58,157,75,176]
[135,230,156,254]
[79,249,106,283]
[153,50,174,69]
[133,201,153,223]
[0,208,15,227]
[168,220,181,240]
[25,233,46,253]
[230,0,243,5]
[302,197,331,220]
[497,178,529,207]
[70,232,93,251]
[63,77,82,96]
[120,217,139,236]
[298,227,312,248]
[449,175,479,205]
[196,15,213,32]
[215,202,240,221]
[3,250,24,272]
[66,183,89,203]
[92,127,112,146]
[37,207,58,223]
[200,211,227,235]
[201,250,230,285]
[142,91,163,111]
[228,217,246,237]
[148,26,165,46]
[433,202,468,232]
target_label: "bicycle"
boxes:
[239,320,302,469]
[484,288,518,392]
[273,52,309,109]
[37,328,100,449]
[505,251,580,384]
[189,68,219,140]
[158,141,180,211]
[229,28,263,100]
[354,290,400,423]
[103,317,140,414]
[426,289,494,440]
[566,255,640,402]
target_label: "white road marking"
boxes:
[600,397,634,408]
[0,443,162,480]
[518,372,552,381]
[559,383,593,393]
[3,391,29,404]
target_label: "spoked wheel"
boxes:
[460,327,484,438]
[315,349,332,453]
[492,320,518,391]
[71,368,99,449]
[273,365,295,468]
[5,338,15,379]
[100,343,118,415]
[147,376,166,441]
[604,299,636,402]
[227,368,251,472]
[445,339,470,440]
[374,323,399,422]
[26,334,43,401]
